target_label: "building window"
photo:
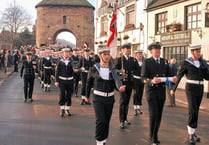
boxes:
[186,3,201,29]
[156,12,168,34]
[163,46,188,66]
[100,16,108,36]
[126,5,135,26]
[63,16,66,24]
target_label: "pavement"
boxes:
[0,66,14,85]
[0,72,209,145]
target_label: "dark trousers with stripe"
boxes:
[93,95,114,141]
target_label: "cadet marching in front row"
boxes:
[19,42,209,145]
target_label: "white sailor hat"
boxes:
[190,45,201,51]
[135,49,143,53]
[98,45,110,53]
[45,50,52,53]
[62,48,72,52]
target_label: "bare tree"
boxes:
[0,1,32,47]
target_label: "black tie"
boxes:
[156,58,160,64]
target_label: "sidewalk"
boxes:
[0,66,14,84]
[169,89,209,112]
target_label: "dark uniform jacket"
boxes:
[86,64,116,99]
[173,57,209,91]
[79,56,94,71]
[20,59,37,79]
[55,59,74,83]
[115,56,137,87]
[71,55,81,69]
[141,57,171,100]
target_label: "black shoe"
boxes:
[65,110,71,116]
[29,98,33,102]
[44,87,47,92]
[193,134,200,142]
[85,101,91,105]
[24,99,27,102]
[120,122,125,129]
[125,120,131,125]
[138,109,143,115]
[80,99,85,105]
[134,109,138,116]
[188,134,195,144]
[60,109,65,117]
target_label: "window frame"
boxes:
[155,11,168,34]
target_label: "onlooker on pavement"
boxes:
[166,58,178,107]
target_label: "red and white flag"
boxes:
[106,4,117,58]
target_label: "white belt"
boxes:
[93,90,114,97]
[133,75,141,79]
[44,66,52,69]
[59,76,74,80]
[83,70,89,73]
[187,80,204,85]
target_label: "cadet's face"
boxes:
[84,51,89,57]
[26,55,32,60]
[73,50,78,55]
[100,52,111,63]
[123,48,131,55]
[136,53,143,60]
[192,49,201,59]
[64,51,70,58]
[151,48,161,58]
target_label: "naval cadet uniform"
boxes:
[20,52,37,102]
[172,45,209,143]
[141,42,171,144]
[55,55,74,117]
[42,55,53,91]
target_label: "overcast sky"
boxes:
[0,0,95,25]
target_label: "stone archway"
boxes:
[53,29,77,48]
[35,0,94,49]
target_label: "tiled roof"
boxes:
[36,0,94,9]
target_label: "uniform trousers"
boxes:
[24,78,34,99]
[93,95,114,141]
[186,83,203,128]
[59,80,74,106]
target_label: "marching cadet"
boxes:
[171,45,209,144]
[141,42,177,145]
[80,48,94,105]
[42,50,53,92]
[133,49,144,116]
[71,47,81,97]
[20,52,37,102]
[115,43,135,129]
[55,48,74,117]
[85,45,125,145]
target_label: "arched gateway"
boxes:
[35,0,94,49]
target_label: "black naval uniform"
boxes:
[141,56,170,144]
[13,52,19,72]
[172,57,209,142]
[133,58,144,115]
[20,59,37,102]
[115,55,135,125]
[42,56,53,91]
[80,56,93,104]
[56,58,74,117]
[86,64,116,144]
[71,55,81,97]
